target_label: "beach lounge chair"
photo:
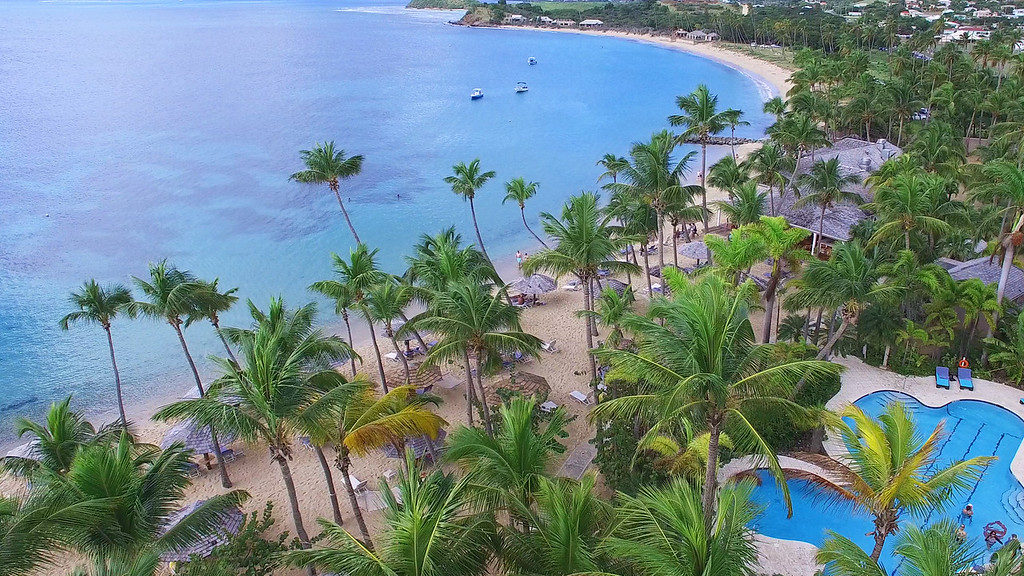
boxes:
[541,340,559,353]
[570,390,590,405]
[384,351,400,362]
[185,461,201,478]
[540,400,558,413]
[958,367,974,391]
[349,475,367,493]
[299,435,314,452]
[936,366,951,389]
[221,448,241,463]
[562,280,580,291]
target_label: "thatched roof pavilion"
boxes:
[483,371,550,405]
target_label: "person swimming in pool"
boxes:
[963,503,974,523]
[957,524,968,542]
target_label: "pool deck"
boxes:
[722,356,1024,576]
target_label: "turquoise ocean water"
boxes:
[0,0,773,443]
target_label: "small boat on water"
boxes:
[528,57,537,65]
[470,88,483,100]
[514,81,529,93]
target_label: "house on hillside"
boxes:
[686,30,718,41]
[502,14,527,24]
[676,29,689,37]
[763,138,902,257]
[579,19,604,28]
[538,16,554,24]
[553,19,576,27]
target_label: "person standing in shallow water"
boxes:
[516,250,522,268]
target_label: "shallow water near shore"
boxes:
[0,0,771,444]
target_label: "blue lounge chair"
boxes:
[936,366,951,389]
[958,367,974,391]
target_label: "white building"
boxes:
[502,14,527,24]
[579,19,603,28]
[553,19,575,27]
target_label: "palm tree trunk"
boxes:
[581,276,599,385]
[883,344,891,367]
[768,183,776,216]
[474,353,493,436]
[869,525,888,562]
[521,208,549,249]
[702,419,722,531]
[761,270,780,343]
[339,451,374,551]
[172,322,232,488]
[388,328,411,384]
[815,314,851,361]
[672,224,679,268]
[276,456,313,547]
[104,326,128,429]
[468,197,491,263]
[463,350,475,426]
[818,206,827,256]
[342,310,357,377]
[364,314,389,393]
[700,142,711,261]
[397,311,429,354]
[333,188,361,244]
[904,229,911,251]
[211,318,239,366]
[657,210,666,268]
[641,243,654,295]
[314,446,344,524]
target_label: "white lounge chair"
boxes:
[349,475,367,493]
[570,390,590,405]
[541,340,559,353]
[384,352,400,362]
[562,280,581,291]
[540,400,558,413]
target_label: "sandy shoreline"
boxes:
[476,24,794,99]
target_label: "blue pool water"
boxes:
[0,0,773,440]
[751,391,1024,570]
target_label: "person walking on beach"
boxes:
[516,250,522,268]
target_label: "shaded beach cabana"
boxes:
[159,500,245,562]
[381,429,447,460]
[5,441,40,461]
[385,364,443,391]
[512,274,556,295]
[161,421,237,455]
[603,278,629,297]
[484,371,550,406]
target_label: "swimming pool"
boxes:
[750,391,1024,571]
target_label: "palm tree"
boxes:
[445,396,569,526]
[502,177,549,249]
[502,474,612,576]
[980,162,1024,324]
[290,141,365,243]
[281,453,494,576]
[669,85,734,237]
[130,260,232,488]
[705,231,767,286]
[794,158,863,252]
[317,383,446,549]
[596,153,629,184]
[722,108,750,158]
[786,242,891,363]
[864,172,953,251]
[309,244,389,389]
[985,312,1024,386]
[418,282,542,433]
[605,189,658,294]
[363,277,414,389]
[763,96,787,122]
[578,286,635,350]
[2,397,118,478]
[43,435,247,562]
[749,216,810,343]
[591,272,839,527]
[220,298,356,526]
[445,159,497,264]
[1,493,110,576]
[153,308,354,553]
[769,112,828,196]
[787,402,992,561]
[522,192,639,384]
[603,478,763,576]
[187,278,240,365]
[317,281,359,376]
[404,226,500,295]
[707,154,750,199]
[749,143,793,216]
[717,181,767,227]
[59,280,133,428]
[817,520,982,576]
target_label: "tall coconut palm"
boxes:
[604,189,658,295]
[749,216,810,343]
[445,159,497,264]
[722,108,750,158]
[864,172,953,250]
[221,298,356,526]
[669,85,733,237]
[985,312,1024,386]
[787,402,992,561]
[186,278,240,366]
[59,280,133,429]
[763,96,787,122]
[405,227,499,293]
[290,141,365,243]
[502,474,613,576]
[591,272,839,528]
[522,192,639,384]
[596,153,629,184]
[609,131,697,267]
[749,143,793,216]
[445,396,568,526]
[1,493,110,576]
[603,478,763,576]
[153,311,355,555]
[794,158,863,252]
[785,241,892,364]
[314,385,446,550]
[502,177,549,249]
[578,286,636,350]
[418,282,542,434]
[2,397,119,478]
[42,435,247,562]
[363,278,414,389]
[717,181,767,227]
[281,453,494,576]
[707,154,750,198]
[309,244,389,389]
[979,161,1024,334]
[129,260,232,488]
[769,112,829,197]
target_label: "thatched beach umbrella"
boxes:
[678,240,709,260]
[381,429,447,460]
[160,500,245,562]
[604,278,629,296]
[385,364,442,390]
[483,371,550,406]
[5,441,40,461]
[512,274,557,295]
[161,421,237,455]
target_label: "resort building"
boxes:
[579,19,604,28]
[553,19,576,27]
[538,16,554,24]
[767,137,902,257]
[502,14,527,24]
[685,30,719,42]
[938,257,1024,303]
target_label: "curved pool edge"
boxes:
[827,356,1024,493]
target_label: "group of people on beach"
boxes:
[516,250,529,268]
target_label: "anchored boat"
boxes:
[514,81,529,93]
[470,88,483,100]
